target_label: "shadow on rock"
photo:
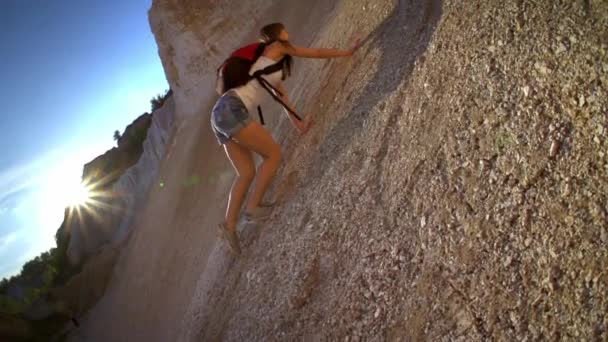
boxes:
[309,0,443,182]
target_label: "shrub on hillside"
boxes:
[150,88,172,112]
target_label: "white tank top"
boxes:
[234,56,284,114]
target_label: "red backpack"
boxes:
[216,43,302,124]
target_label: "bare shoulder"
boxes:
[263,41,291,60]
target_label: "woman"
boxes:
[211,22,360,254]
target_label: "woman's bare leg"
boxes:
[223,140,256,231]
[232,121,281,212]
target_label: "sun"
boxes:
[34,161,96,240]
[62,180,92,207]
[41,161,94,211]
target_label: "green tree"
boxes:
[0,278,8,292]
[150,88,172,111]
[113,130,122,142]
[0,294,21,314]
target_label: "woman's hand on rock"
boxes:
[295,117,313,134]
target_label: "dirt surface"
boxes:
[71,0,607,341]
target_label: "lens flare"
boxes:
[65,181,92,207]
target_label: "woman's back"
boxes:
[233,56,283,114]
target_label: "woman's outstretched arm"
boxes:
[281,39,361,59]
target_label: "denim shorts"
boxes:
[210,90,252,144]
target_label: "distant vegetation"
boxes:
[0,227,75,317]
[150,88,172,112]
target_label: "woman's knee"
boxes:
[237,165,256,183]
[266,143,282,163]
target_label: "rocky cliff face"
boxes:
[69,0,607,341]
[66,96,175,265]
[82,113,152,189]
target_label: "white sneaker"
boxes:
[218,223,241,255]
[259,200,276,208]
[242,206,273,225]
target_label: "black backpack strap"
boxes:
[253,75,302,122]
[257,106,265,125]
[249,57,303,123]
[254,60,285,78]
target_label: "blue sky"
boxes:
[0,0,168,279]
